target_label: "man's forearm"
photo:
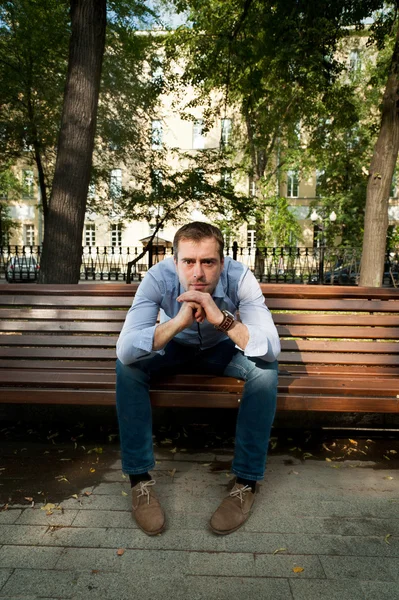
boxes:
[225,320,249,351]
[152,318,184,351]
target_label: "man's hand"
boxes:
[174,300,206,330]
[177,291,223,327]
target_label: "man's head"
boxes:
[173,222,225,294]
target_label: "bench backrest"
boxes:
[0,283,398,377]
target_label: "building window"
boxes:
[85,224,96,246]
[110,169,122,199]
[151,120,163,149]
[313,224,323,248]
[287,170,299,198]
[247,229,256,248]
[221,118,232,147]
[193,119,205,150]
[22,170,34,199]
[349,49,361,74]
[111,223,122,247]
[151,169,163,196]
[193,168,205,197]
[88,182,96,199]
[220,168,232,190]
[24,224,35,246]
[315,169,325,197]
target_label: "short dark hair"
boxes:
[173,222,224,260]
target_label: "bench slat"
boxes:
[0,372,397,398]
[0,388,397,412]
[0,310,127,322]
[277,325,399,339]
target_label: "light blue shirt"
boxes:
[116,256,281,365]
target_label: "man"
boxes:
[116,222,280,536]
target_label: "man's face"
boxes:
[174,237,224,294]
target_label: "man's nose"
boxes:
[193,262,205,279]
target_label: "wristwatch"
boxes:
[214,309,235,333]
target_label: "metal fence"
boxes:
[0,244,398,286]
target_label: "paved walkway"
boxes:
[0,445,399,600]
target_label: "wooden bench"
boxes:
[0,283,398,413]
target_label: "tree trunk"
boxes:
[359,20,399,287]
[38,0,106,283]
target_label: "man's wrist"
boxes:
[214,310,235,333]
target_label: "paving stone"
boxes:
[1,569,77,599]
[254,554,326,578]
[16,508,78,526]
[289,578,366,600]
[120,548,189,575]
[55,547,124,572]
[360,580,399,600]
[0,524,48,545]
[320,555,399,582]
[72,571,189,600]
[185,575,292,600]
[0,545,63,569]
[0,569,12,591]
[188,551,256,576]
[61,494,128,511]
[72,509,133,528]
[172,452,216,462]
[36,526,110,548]
[0,509,21,524]
[224,532,346,555]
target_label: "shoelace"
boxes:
[136,479,156,504]
[230,485,251,503]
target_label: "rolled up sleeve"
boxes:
[116,274,165,365]
[237,270,281,362]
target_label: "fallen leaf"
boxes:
[121,474,127,479]
[201,463,211,467]
[348,439,358,445]
[55,475,69,483]
[293,567,304,573]
[59,458,72,461]
[322,444,332,453]
[325,458,332,462]
[384,476,394,481]
[84,491,92,496]
[169,448,177,454]
[121,491,128,496]
[289,447,298,452]
[92,569,100,574]
[168,468,177,478]
[71,494,79,499]
[389,450,397,455]
[89,468,96,473]
[87,447,103,455]
[24,497,33,502]
[385,534,392,545]
[383,455,390,461]
[302,453,313,459]
[117,548,125,556]
[289,470,299,475]
[331,465,341,469]
[41,503,56,511]
[1,504,9,511]
[273,548,287,555]
[160,438,172,444]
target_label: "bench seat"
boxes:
[0,283,398,413]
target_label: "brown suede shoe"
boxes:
[131,479,165,536]
[210,482,255,535]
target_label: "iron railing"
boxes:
[0,244,398,286]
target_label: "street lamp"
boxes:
[310,209,337,284]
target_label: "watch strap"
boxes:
[214,310,235,333]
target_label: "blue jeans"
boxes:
[115,339,278,481]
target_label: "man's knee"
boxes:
[116,359,150,384]
[247,360,278,390]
